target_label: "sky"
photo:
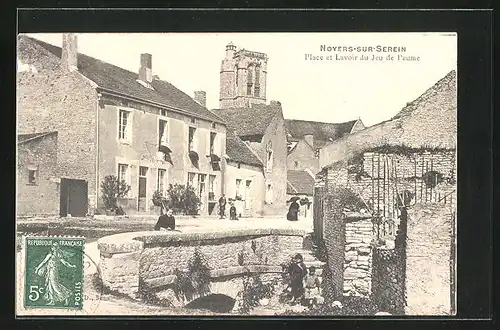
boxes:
[26,33,457,127]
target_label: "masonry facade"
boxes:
[17,34,226,216]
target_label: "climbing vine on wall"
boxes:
[172,248,211,302]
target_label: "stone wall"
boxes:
[17,133,59,216]
[97,228,306,304]
[405,203,455,315]
[325,150,457,237]
[343,218,373,297]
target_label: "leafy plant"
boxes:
[152,190,167,207]
[237,273,276,314]
[335,187,367,212]
[172,248,211,302]
[278,296,380,316]
[166,184,200,215]
[100,175,130,213]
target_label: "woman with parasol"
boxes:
[287,196,301,221]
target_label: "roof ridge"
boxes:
[285,118,358,126]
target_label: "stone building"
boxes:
[316,70,457,314]
[17,132,60,216]
[286,118,365,175]
[212,103,288,216]
[17,34,227,216]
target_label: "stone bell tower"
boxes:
[219,42,268,109]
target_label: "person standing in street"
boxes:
[288,253,307,304]
[218,194,227,219]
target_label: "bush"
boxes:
[172,248,211,302]
[166,184,200,215]
[100,175,130,213]
[237,273,276,313]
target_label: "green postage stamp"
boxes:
[24,237,85,310]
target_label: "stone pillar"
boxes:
[405,204,453,315]
[343,218,374,296]
[322,193,345,300]
[98,237,144,299]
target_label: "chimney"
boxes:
[194,91,207,107]
[61,33,78,71]
[226,42,236,58]
[139,53,153,83]
[304,134,314,147]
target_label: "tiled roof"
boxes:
[225,129,263,167]
[287,170,315,195]
[22,36,224,124]
[212,104,280,137]
[285,119,358,148]
[392,70,457,120]
[18,131,58,144]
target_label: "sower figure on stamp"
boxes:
[218,194,227,219]
[288,253,307,304]
[34,242,76,306]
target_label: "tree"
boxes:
[100,175,130,213]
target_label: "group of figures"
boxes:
[285,253,322,307]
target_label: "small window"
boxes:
[294,161,299,168]
[236,179,242,198]
[211,122,216,129]
[190,117,197,124]
[198,174,206,200]
[139,166,148,177]
[208,175,216,201]
[160,109,167,117]
[117,163,130,197]
[187,172,196,188]
[188,127,196,151]
[209,132,217,154]
[159,119,168,147]
[267,150,274,172]
[157,169,167,195]
[118,109,132,141]
[27,168,38,185]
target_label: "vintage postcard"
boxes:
[16,32,457,316]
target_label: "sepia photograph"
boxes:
[16,31,457,317]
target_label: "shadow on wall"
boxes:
[184,294,236,313]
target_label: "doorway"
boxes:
[60,178,88,217]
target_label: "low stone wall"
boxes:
[97,228,306,304]
[343,217,374,296]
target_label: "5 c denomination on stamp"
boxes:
[24,237,85,310]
